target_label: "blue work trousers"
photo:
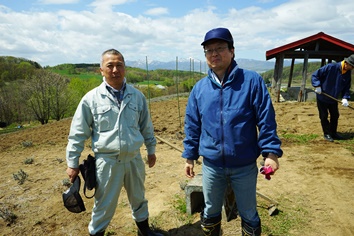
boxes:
[202,160,260,228]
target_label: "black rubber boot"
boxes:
[200,212,222,236]
[89,230,105,236]
[136,219,163,236]
[241,220,261,236]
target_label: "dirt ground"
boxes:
[1,97,354,236]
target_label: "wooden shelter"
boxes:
[266,32,354,102]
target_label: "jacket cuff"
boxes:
[262,152,280,159]
[66,158,80,169]
[147,146,156,155]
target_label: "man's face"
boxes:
[100,53,125,89]
[204,40,234,72]
[344,62,354,71]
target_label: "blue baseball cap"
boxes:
[201,28,234,47]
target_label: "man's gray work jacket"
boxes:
[66,82,156,168]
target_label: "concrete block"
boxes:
[185,174,204,215]
[185,173,238,222]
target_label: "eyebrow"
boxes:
[107,61,124,65]
[204,43,228,48]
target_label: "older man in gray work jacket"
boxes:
[66,49,162,236]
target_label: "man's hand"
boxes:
[147,154,157,168]
[314,87,322,94]
[342,98,349,107]
[185,159,195,178]
[264,153,279,173]
[66,167,80,183]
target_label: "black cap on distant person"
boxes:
[345,54,354,67]
[62,176,86,213]
[201,27,234,48]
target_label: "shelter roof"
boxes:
[266,32,354,60]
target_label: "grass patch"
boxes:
[0,206,18,225]
[13,169,28,185]
[172,193,187,214]
[137,80,166,86]
[258,195,308,235]
[24,157,34,164]
[150,192,310,235]
[280,133,318,144]
[169,193,195,225]
[22,141,33,148]
[341,138,354,155]
[0,126,24,135]
[0,122,41,135]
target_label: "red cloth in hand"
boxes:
[259,166,274,180]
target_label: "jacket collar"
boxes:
[208,60,238,86]
[98,82,134,103]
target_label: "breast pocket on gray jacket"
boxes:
[124,102,140,128]
[93,105,118,132]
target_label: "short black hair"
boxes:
[100,49,125,67]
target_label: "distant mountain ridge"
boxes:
[0,56,292,74]
[126,58,293,73]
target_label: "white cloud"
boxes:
[257,0,274,3]
[0,0,354,66]
[219,0,354,55]
[38,0,80,4]
[89,0,135,10]
[144,7,169,16]
[88,0,137,14]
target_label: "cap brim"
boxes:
[201,37,230,45]
[62,176,86,213]
[63,191,86,213]
[345,60,354,67]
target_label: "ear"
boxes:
[230,48,235,58]
[100,67,104,76]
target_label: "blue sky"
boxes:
[0,0,353,66]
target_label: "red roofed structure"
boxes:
[265,32,354,102]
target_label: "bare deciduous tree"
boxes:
[50,74,72,121]
[0,86,14,125]
[22,70,71,124]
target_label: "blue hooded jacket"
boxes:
[311,61,351,104]
[182,60,282,168]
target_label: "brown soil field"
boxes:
[1,97,354,236]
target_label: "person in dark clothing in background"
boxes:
[312,54,354,142]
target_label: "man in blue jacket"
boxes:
[312,55,353,142]
[182,28,283,236]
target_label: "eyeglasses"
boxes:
[204,46,228,56]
